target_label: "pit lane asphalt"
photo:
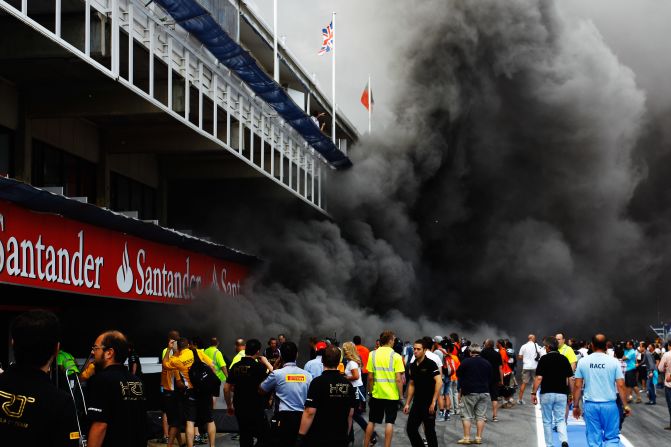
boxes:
[161,394,669,446]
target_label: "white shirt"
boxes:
[518,341,541,370]
[410,350,441,369]
[345,360,363,387]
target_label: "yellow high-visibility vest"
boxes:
[366,346,404,400]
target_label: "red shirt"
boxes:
[356,345,371,374]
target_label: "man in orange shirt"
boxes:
[162,338,216,447]
[354,336,371,392]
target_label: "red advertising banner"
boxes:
[0,200,249,303]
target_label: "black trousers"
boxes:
[406,404,437,447]
[270,411,303,447]
[236,409,269,447]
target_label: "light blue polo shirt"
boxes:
[303,356,324,379]
[575,352,624,402]
[260,362,313,412]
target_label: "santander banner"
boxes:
[0,200,248,303]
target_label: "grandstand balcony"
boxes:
[0,0,357,221]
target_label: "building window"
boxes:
[110,172,157,220]
[31,140,96,203]
[0,126,14,177]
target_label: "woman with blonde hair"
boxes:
[343,341,377,445]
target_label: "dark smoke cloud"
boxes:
[178,0,668,345]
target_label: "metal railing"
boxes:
[0,0,327,212]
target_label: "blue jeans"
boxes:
[540,393,567,447]
[583,401,620,446]
[647,374,656,403]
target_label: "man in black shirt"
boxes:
[224,338,269,447]
[265,337,281,367]
[532,336,573,447]
[86,330,147,447]
[0,310,81,446]
[456,344,492,445]
[403,339,441,447]
[297,345,355,447]
[480,339,503,422]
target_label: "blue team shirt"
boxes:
[304,356,324,379]
[260,362,312,411]
[575,352,624,402]
[623,348,636,372]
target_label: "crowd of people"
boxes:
[1,309,671,447]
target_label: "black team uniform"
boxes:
[406,357,440,447]
[480,346,502,402]
[86,364,147,447]
[0,365,81,446]
[227,357,270,447]
[301,369,356,447]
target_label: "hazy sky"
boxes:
[246,0,671,134]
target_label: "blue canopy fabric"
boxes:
[155,0,352,169]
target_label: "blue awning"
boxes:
[154,0,352,169]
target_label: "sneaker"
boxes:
[645,401,656,405]
[517,399,525,405]
[370,434,378,445]
[157,436,168,444]
[491,416,499,422]
[194,435,207,445]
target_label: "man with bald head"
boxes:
[573,334,630,446]
[518,334,541,404]
[87,330,147,447]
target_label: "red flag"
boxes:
[360,81,374,111]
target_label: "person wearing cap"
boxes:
[304,341,327,379]
[455,343,491,445]
[260,341,313,446]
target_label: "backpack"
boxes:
[189,349,221,397]
[443,356,454,377]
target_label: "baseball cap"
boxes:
[315,341,328,351]
[433,336,443,343]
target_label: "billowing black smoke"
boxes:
[180,0,668,344]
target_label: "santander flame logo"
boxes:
[116,243,133,293]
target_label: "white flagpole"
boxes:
[331,12,336,144]
[368,74,372,134]
[273,0,279,82]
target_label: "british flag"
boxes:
[318,21,334,56]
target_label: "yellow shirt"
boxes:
[229,350,245,369]
[162,348,214,389]
[366,346,405,400]
[559,344,577,365]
